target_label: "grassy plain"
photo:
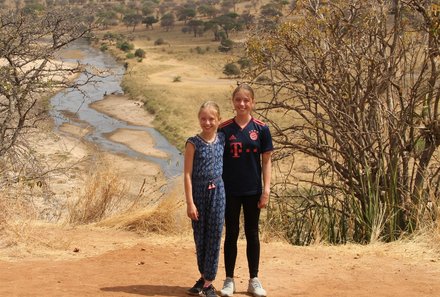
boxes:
[98,24,246,151]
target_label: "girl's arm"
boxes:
[184,142,199,220]
[258,151,272,209]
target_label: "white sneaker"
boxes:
[220,277,235,297]
[248,277,267,297]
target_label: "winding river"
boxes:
[50,40,183,179]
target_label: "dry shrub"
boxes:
[98,197,186,234]
[98,181,189,235]
[0,188,40,249]
[68,166,128,224]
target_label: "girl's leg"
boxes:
[192,186,207,276]
[223,194,242,278]
[242,194,261,278]
[203,182,226,281]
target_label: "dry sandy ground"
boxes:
[2,35,440,297]
[1,227,440,297]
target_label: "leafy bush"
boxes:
[100,44,108,52]
[238,57,251,69]
[154,38,166,45]
[218,39,234,52]
[126,53,135,59]
[256,75,271,83]
[117,41,134,52]
[134,48,146,58]
[103,32,123,42]
[195,46,205,54]
[223,63,240,77]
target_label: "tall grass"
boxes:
[66,162,185,235]
[0,189,38,248]
[68,166,128,224]
[97,180,188,235]
[267,160,440,245]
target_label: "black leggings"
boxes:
[223,194,261,279]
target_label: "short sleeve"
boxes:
[186,136,197,149]
[260,125,273,153]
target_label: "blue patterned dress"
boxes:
[186,132,226,281]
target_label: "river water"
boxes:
[50,40,183,179]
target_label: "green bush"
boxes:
[134,48,146,58]
[218,39,234,52]
[154,38,166,45]
[126,53,135,59]
[238,57,251,69]
[256,75,271,83]
[223,63,240,77]
[117,41,134,52]
[195,46,205,54]
[100,44,109,52]
[103,32,123,42]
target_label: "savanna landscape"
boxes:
[2,0,440,296]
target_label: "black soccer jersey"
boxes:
[219,117,273,196]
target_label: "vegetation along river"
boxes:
[50,39,183,178]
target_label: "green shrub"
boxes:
[195,46,205,54]
[238,57,251,69]
[134,48,146,58]
[223,63,240,77]
[218,39,234,52]
[117,41,134,52]
[256,75,271,82]
[100,44,108,52]
[154,38,166,45]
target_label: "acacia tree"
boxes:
[244,0,440,244]
[0,8,94,186]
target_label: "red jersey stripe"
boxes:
[252,118,267,126]
[219,119,234,128]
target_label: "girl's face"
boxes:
[232,89,254,117]
[198,107,220,134]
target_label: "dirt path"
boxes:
[1,228,439,297]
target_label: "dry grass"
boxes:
[67,163,129,224]
[0,188,72,253]
[98,184,190,235]
[0,190,38,249]
[65,156,186,234]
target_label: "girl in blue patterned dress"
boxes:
[184,101,226,297]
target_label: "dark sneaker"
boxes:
[187,278,204,295]
[202,284,217,297]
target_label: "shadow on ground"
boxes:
[101,284,189,296]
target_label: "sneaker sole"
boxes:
[248,292,266,297]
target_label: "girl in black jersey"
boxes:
[219,84,273,297]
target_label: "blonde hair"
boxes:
[198,100,221,119]
[232,83,255,100]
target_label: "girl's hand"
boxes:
[258,192,270,209]
[187,203,199,221]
